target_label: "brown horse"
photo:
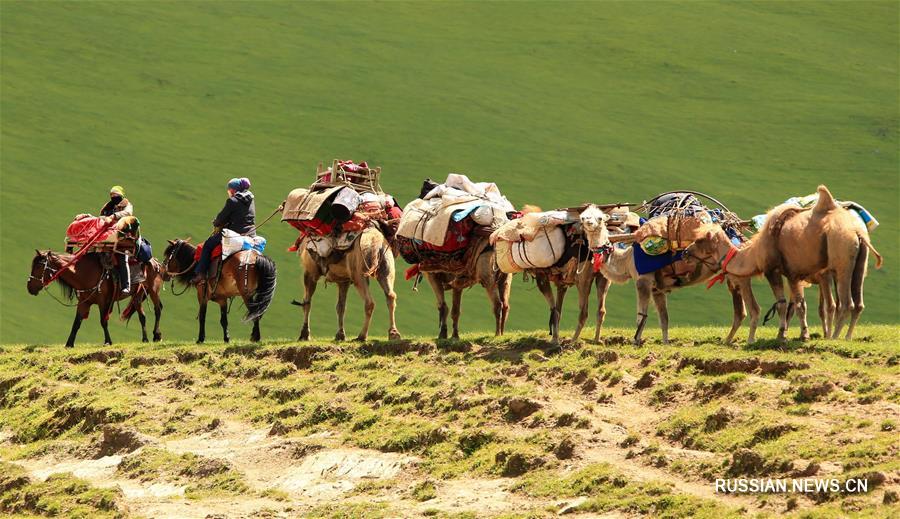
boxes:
[162,239,277,343]
[27,250,164,347]
[421,241,512,340]
[296,227,400,341]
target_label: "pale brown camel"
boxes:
[296,227,401,341]
[422,241,512,339]
[579,205,759,345]
[686,186,882,341]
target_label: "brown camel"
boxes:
[421,241,512,340]
[579,205,759,345]
[296,227,401,341]
[686,186,882,341]
[28,250,164,347]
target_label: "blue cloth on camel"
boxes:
[632,243,686,275]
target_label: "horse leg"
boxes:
[138,305,149,343]
[427,274,449,339]
[535,275,558,343]
[450,288,463,340]
[335,282,350,341]
[725,278,745,345]
[764,271,789,342]
[788,281,809,341]
[65,307,85,348]
[150,290,163,342]
[218,301,230,343]
[633,276,653,345]
[251,318,261,342]
[651,290,669,344]
[376,266,401,340]
[197,298,208,344]
[299,272,317,341]
[100,302,113,345]
[593,275,610,343]
[353,278,375,341]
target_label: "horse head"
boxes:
[162,238,195,283]
[27,250,52,295]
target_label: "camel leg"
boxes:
[427,274,449,339]
[299,272,317,341]
[846,245,868,340]
[651,290,669,344]
[498,273,512,335]
[817,273,836,339]
[788,281,810,341]
[353,279,375,341]
[138,305,149,343]
[764,271,788,342]
[831,266,855,339]
[633,277,653,345]
[335,282,350,341]
[593,276,610,343]
[376,271,401,340]
[219,301,229,343]
[485,280,503,337]
[535,275,559,343]
[450,288,463,340]
[572,275,592,342]
[65,308,85,348]
[724,278,745,344]
[740,278,760,344]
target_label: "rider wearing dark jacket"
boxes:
[193,178,255,283]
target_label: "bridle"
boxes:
[163,241,197,277]
[28,252,57,289]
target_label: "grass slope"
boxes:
[1,1,897,344]
[1,326,898,517]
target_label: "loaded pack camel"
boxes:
[421,240,512,340]
[686,186,882,342]
[579,205,758,345]
[295,227,401,341]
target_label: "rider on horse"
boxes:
[75,185,146,295]
[192,177,255,284]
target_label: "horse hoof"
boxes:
[196,339,205,344]
[389,331,401,341]
[153,334,162,342]
[65,344,74,349]
[354,335,367,342]
[451,334,460,341]
[335,333,346,342]
[142,338,149,343]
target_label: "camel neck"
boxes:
[721,240,759,277]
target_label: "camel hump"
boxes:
[812,185,838,214]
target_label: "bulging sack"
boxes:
[495,227,566,273]
[222,229,266,258]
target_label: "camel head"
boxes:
[580,204,610,249]
[685,224,731,263]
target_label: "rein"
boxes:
[704,246,739,289]
[32,253,108,306]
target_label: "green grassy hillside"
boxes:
[1,1,897,344]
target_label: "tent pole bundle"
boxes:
[313,160,383,195]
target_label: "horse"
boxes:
[162,239,277,343]
[295,226,401,342]
[27,250,164,347]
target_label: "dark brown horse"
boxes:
[27,250,164,347]
[162,239,277,343]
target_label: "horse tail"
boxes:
[244,255,277,322]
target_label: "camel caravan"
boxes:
[30,160,882,347]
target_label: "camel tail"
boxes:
[812,185,838,215]
[245,255,277,322]
[859,232,883,269]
